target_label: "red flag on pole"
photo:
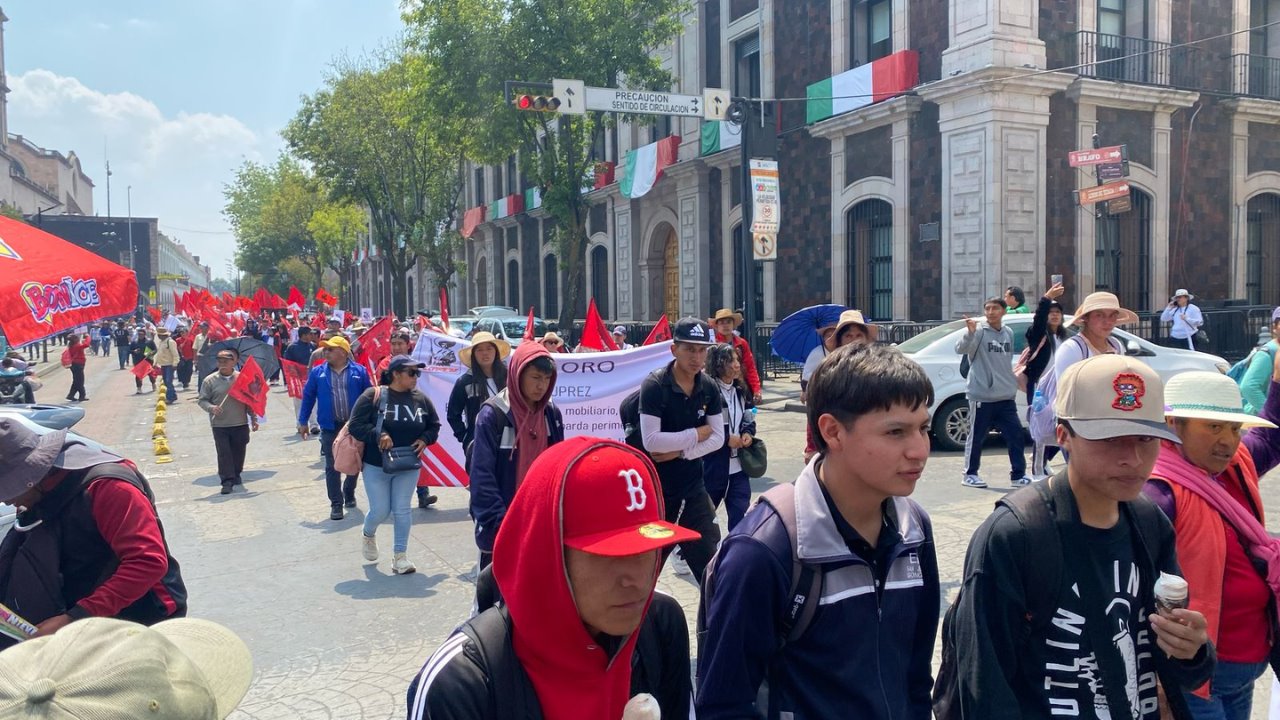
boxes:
[580,299,618,351]
[203,312,232,342]
[439,287,450,331]
[228,356,269,417]
[315,288,338,307]
[281,358,309,399]
[355,315,393,377]
[523,306,535,341]
[643,315,672,345]
[287,286,306,311]
[130,358,153,380]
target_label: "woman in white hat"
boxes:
[446,332,511,468]
[1144,364,1280,719]
[1161,288,1205,351]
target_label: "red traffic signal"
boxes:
[513,94,561,112]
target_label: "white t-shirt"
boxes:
[801,344,827,383]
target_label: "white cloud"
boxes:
[6,69,269,279]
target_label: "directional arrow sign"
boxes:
[584,87,706,117]
[1068,145,1126,168]
[552,78,586,115]
[1078,181,1130,206]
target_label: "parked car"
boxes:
[474,315,548,346]
[469,305,518,318]
[896,315,1231,451]
[435,315,477,339]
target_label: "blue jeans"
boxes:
[706,469,751,531]
[1183,660,1267,720]
[162,365,177,402]
[362,462,417,553]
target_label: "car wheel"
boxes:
[932,397,971,452]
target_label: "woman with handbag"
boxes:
[1161,289,1206,351]
[1022,282,1068,479]
[702,343,757,531]
[346,354,441,575]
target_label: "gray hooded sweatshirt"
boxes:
[955,324,1018,403]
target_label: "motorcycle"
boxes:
[0,366,35,404]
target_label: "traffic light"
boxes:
[513,94,561,112]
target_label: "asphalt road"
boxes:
[24,353,1280,719]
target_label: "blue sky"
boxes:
[4,1,406,280]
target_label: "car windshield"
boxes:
[502,319,547,338]
[448,319,475,334]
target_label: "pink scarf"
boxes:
[1152,446,1280,621]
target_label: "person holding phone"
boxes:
[1161,289,1204,351]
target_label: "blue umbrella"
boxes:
[770,304,846,364]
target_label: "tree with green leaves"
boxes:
[285,47,467,318]
[404,0,690,328]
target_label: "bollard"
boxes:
[152,423,166,438]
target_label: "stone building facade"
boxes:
[446,0,1280,324]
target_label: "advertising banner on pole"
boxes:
[749,159,780,260]
[410,331,673,487]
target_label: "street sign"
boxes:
[584,87,703,118]
[1096,162,1129,181]
[749,159,780,261]
[1069,145,1126,167]
[552,78,586,115]
[1078,181,1130,206]
[753,233,777,261]
[704,88,730,121]
[1107,196,1132,214]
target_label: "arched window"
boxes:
[590,245,610,317]
[1248,192,1280,306]
[475,257,488,306]
[1095,187,1152,312]
[507,259,520,309]
[543,254,559,319]
[846,199,893,320]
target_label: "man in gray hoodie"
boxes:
[955,296,1028,488]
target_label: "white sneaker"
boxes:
[670,551,692,577]
[1011,476,1033,487]
[962,474,988,488]
[362,533,378,561]
[392,552,416,575]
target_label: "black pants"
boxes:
[964,398,1026,480]
[665,488,721,583]
[320,426,358,507]
[213,424,250,483]
[177,359,194,388]
[67,363,86,400]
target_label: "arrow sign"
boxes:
[1078,181,1130,206]
[584,87,706,117]
[704,88,730,120]
[552,78,586,116]
[1068,145,1126,167]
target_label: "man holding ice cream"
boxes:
[1143,353,1280,720]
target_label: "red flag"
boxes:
[147,307,162,324]
[580,299,618,351]
[523,306,535,341]
[316,288,338,307]
[288,286,306,310]
[203,313,232,342]
[281,358,309,399]
[356,315,393,376]
[310,312,327,330]
[228,356,269,417]
[130,358,153,380]
[439,287,450,331]
[643,315,672,345]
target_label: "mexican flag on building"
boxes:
[700,120,743,156]
[619,135,681,199]
[805,50,919,125]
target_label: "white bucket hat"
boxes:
[1173,288,1194,300]
[1164,371,1277,428]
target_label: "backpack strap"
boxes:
[756,483,823,648]
[995,480,1064,636]
[462,605,538,719]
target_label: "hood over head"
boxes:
[505,340,559,482]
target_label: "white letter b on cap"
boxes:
[620,469,646,511]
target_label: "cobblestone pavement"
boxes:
[30,357,1280,718]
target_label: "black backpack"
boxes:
[931,480,1172,720]
[462,606,542,719]
[619,368,665,451]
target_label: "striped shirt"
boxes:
[330,363,352,423]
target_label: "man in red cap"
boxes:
[407,437,699,720]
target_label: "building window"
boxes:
[590,245,610,317]
[506,156,518,195]
[655,115,672,142]
[1247,193,1280,306]
[476,256,489,306]
[507,259,520,309]
[846,199,894,320]
[731,224,764,323]
[734,35,761,99]
[543,254,559,319]
[1095,188,1152,312]
[474,168,485,206]
[851,0,893,68]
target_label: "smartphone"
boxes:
[1050,274,1063,286]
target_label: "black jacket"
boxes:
[407,567,692,720]
[1023,296,1065,385]
[446,366,508,447]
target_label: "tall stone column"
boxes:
[671,162,711,317]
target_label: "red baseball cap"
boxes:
[557,438,701,557]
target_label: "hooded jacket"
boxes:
[447,361,509,447]
[408,441,663,720]
[468,343,564,552]
[955,323,1018,403]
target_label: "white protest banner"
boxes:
[410,330,672,487]
[359,307,374,324]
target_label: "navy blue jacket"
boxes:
[467,390,564,552]
[297,361,372,432]
[696,461,940,720]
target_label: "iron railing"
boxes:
[1075,31,1207,91]
[1233,54,1280,100]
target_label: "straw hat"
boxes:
[1070,291,1139,326]
[1164,371,1277,428]
[711,308,744,328]
[460,331,511,368]
[834,309,879,342]
[540,332,565,348]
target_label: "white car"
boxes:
[896,315,1230,451]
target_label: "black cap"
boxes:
[387,354,426,372]
[672,317,716,345]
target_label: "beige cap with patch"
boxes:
[1053,354,1181,443]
